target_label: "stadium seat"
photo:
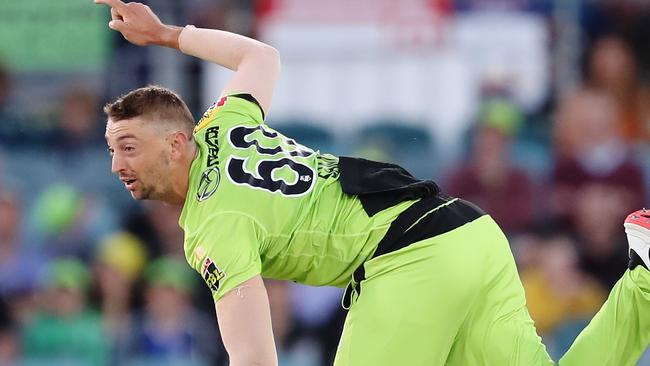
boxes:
[272,121,337,155]
[511,136,552,182]
[510,116,553,181]
[353,121,436,179]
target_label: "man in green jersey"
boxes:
[97,1,650,365]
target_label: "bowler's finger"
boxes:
[94,0,127,11]
[110,6,122,21]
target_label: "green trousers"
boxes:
[333,215,650,365]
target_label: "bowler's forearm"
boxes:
[217,276,278,366]
[177,26,279,74]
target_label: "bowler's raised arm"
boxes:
[95,0,280,114]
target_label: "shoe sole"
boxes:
[625,222,650,269]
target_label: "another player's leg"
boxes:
[559,209,650,366]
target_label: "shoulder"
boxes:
[194,93,266,135]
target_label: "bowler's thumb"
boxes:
[108,20,126,31]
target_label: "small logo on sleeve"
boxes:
[196,125,221,202]
[196,167,221,201]
[195,96,228,133]
[201,256,226,293]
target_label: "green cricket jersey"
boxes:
[177,95,650,366]
[179,93,413,302]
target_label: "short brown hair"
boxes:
[104,85,195,135]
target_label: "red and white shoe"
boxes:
[624,209,650,270]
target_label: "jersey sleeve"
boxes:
[194,93,265,134]
[186,212,265,303]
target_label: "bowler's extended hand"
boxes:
[94,0,179,48]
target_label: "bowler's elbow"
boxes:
[257,44,281,74]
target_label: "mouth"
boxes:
[121,178,138,191]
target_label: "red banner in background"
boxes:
[256,0,452,22]
[254,0,453,51]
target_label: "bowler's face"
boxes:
[106,117,170,200]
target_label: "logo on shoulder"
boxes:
[197,167,221,202]
[202,256,226,293]
[195,96,228,133]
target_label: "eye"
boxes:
[107,147,114,156]
[124,146,135,152]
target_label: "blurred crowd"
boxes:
[1,0,650,365]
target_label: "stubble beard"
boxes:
[135,154,172,202]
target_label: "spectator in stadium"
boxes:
[584,34,650,144]
[142,202,185,257]
[520,232,606,357]
[0,192,46,349]
[30,184,92,259]
[0,62,29,147]
[289,283,346,366]
[550,87,645,229]
[0,298,19,365]
[21,258,108,365]
[445,97,535,234]
[124,257,225,365]
[0,63,9,114]
[0,193,44,297]
[30,183,118,260]
[46,86,105,151]
[0,60,61,148]
[266,280,321,366]
[93,231,147,363]
[550,88,644,289]
[122,201,185,258]
[572,183,631,289]
[187,0,253,35]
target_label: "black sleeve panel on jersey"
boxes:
[338,156,441,217]
[229,93,265,120]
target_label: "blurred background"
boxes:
[0,0,649,365]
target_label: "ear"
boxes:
[169,131,193,160]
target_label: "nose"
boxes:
[111,154,125,174]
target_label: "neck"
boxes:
[164,144,197,206]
